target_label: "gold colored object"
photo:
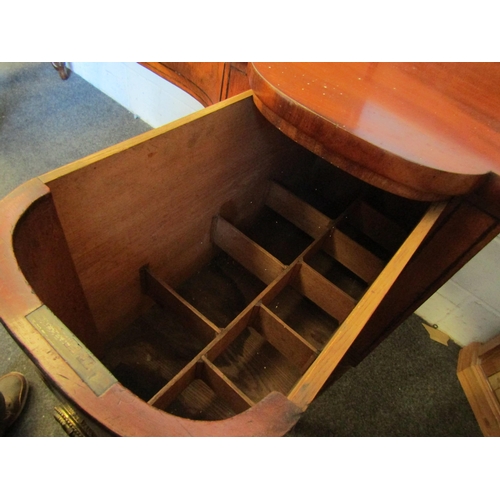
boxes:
[54,404,96,437]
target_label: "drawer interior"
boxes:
[14,94,434,421]
[101,160,429,420]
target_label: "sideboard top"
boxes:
[249,62,500,200]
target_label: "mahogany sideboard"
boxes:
[0,63,499,436]
[247,63,500,365]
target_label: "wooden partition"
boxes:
[3,90,451,434]
[41,93,313,345]
[123,175,442,418]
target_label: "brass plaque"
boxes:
[26,306,117,396]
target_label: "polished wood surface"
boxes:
[249,63,500,201]
[3,66,500,436]
[141,62,249,107]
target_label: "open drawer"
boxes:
[0,91,446,436]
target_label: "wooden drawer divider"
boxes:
[254,305,318,374]
[140,266,220,343]
[291,263,357,323]
[140,180,445,418]
[345,200,408,254]
[201,357,256,413]
[322,229,386,284]
[288,201,447,409]
[266,181,332,239]
[148,359,198,409]
[211,215,286,285]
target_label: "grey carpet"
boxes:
[287,314,481,436]
[0,62,151,437]
[0,62,482,437]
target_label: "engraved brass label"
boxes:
[26,306,117,396]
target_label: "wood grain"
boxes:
[288,201,447,409]
[201,356,255,413]
[249,63,500,200]
[0,181,304,435]
[457,340,500,437]
[141,266,220,343]
[140,62,226,106]
[266,181,332,239]
[213,326,302,404]
[221,63,250,101]
[5,64,500,435]
[322,229,385,284]
[346,201,407,254]
[212,215,286,285]
[44,93,309,343]
[479,332,500,378]
[255,305,318,373]
[349,201,500,363]
[292,263,357,323]
[13,194,100,354]
[488,372,500,393]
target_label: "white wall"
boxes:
[70,62,500,348]
[68,62,203,128]
[416,235,500,346]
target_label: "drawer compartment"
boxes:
[3,92,445,435]
[132,172,437,418]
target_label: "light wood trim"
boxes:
[212,216,286,284]
[201,356,255,413]
[323,229,386,284]
[205,306,256,362]
[457,342,500,436]
[292,263,357,323]
[259,262,303,308]
[141,267,220,343]
[39,90,255,184]
[204,266,300,364]
[458,365,500,437]
[349,202,499,365]
[255,306,318,373]
[148,360,198,409]
[288,201,447,409]
[266,182,332,239]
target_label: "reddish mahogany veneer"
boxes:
[249,62,500,201]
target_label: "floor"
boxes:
[0,62,482,437]
[0,62,151,437]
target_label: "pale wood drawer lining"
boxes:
[137,179,415,416]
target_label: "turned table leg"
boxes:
[51,62,69,80]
